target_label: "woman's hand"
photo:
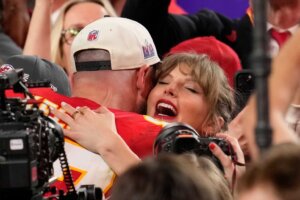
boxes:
[208,133,246,190]
[51,102,119,153]
[51,102,141,175]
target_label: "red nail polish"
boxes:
[209,143,215,150]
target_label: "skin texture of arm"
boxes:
[243,29,300,159]
[51,102,141,175]
[23,0,52,60]
[109,0,125,16]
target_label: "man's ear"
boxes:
[136,65,153,98]
[202,116,225,135]
[69,73,74,91]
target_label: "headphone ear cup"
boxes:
[153,122,198,154]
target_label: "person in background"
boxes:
[1,0,30,48]
[23,0,116,75]
[121,0,300,69]
[110,154,223,200]
[243,29,300,159]
[2,55,71,96]
[110,0,126,15]
[238,143,300,200]
[184,154,233,200]
[0,0,28,61]
[0,31,22,62]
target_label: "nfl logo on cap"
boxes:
[87,30,99,41]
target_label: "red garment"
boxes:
[269,28,291,48]
[6,88,166,196]
[167,36,242,87]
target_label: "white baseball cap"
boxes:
[71,17,160,73]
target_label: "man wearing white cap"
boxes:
[47,17,160,197]
[70,17,161,114]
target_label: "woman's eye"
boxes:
[185,87,198,93]
[158,81,168,84]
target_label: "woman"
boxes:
[51,0,116,74]
[52,53,244,183]
[23,0,116,76]
[147,53,233,135]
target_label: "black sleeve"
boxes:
[122,0,239,58]
[121,0,170,21]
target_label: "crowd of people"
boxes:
[1,0,300,200]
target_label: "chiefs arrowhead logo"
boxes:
[0,64,14,73]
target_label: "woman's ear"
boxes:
[202,116,225,135]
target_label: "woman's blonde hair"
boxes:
[51,0,117,70]
[183,154,233,200]
[156,53,235,132]
[111,153,219,200]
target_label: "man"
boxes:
[2,54,163,197]
[70,17,160,113]
[55,17,160,196]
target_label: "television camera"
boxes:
[0,69,102,200]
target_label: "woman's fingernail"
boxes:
[209,143,215,150]
[61,102,66,106]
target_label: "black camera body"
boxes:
[0,107,63,199]
[154,122,235,171]
[0,69,64,200]
[0,69,102,200]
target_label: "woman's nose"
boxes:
[164,83,177,97]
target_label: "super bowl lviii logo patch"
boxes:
[142,40,155,59]
[87,30,99,41]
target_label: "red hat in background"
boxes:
[167,36,242,87]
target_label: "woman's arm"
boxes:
[23,0,52,60]
[51,102,141,175]
[243,30,300,159]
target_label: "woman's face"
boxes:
[147,64,210,133]
[62,2,108,74]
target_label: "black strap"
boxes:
[75,61,111,71]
